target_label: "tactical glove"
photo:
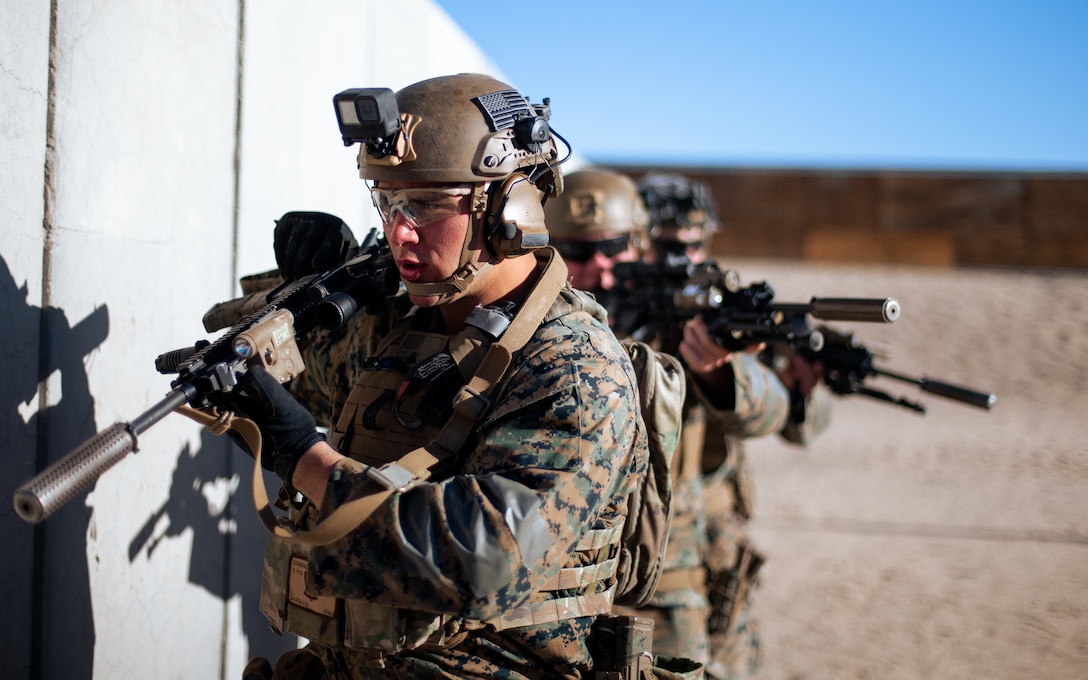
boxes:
[215,365,325,482]
[273,211,359,281]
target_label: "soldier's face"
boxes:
[555,233,641,291]
[378,182,479,296]
[652,226,708,263]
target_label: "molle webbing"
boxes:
[485,590,615,630]
[190,248,569,548]
[538,525,623,590]
[483,524,624,630]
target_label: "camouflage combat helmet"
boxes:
[334,73,566,303]
[636,173,719,233]
[543,167,649,242]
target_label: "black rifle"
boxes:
[605,257,994,414]
[796,325,996,413]
[13,228,398,524]
[603,258,900,352]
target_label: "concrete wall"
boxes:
[7,3,1081,680]
[611,165,1088,269]
[0,2,504,678]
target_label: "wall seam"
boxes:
[32,2,60,679]
[222,1,246,678]
[230,0,245,295]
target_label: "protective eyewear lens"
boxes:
[554,234,632,263]
[370,186,472,228]
[655,239,703,257]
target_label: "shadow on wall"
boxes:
[128,429,298,666]
[0,252,293,679]
[0,253,104,680]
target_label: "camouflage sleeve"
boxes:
[780,382,833,445]
[307,312,647,621]
[689,352,790,438]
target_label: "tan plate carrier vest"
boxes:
[180,251,622,654]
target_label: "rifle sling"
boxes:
[176,249,568,547]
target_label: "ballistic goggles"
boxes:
[553,234,633,263]
[370,185,473,228]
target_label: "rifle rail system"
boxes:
[607,258,994,414]
[14,231,397,524]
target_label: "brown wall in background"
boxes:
[607,166,1088,269]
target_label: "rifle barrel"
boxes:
[13,389,190,524]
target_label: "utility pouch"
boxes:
[706,541,765,638]
[651,655,705,679]
[259,538,346,647]
[590,615,655,680]
[260,536,412,652]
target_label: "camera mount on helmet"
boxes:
[333,88,403,157]
[331,74,570,304]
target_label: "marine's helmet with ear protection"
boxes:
[544,168,650,243]
[636,173,719,234]
[352,74,564,304]
[358,73,561,188]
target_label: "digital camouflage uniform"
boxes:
[625,172,833,678]
[616,353,790,675]
[589,304,831,679]
[701,367,831,680]
[265,258,650,679]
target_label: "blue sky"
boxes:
[438,1,1088,171]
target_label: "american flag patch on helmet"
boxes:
[472,89,534,132]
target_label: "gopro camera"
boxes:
[333,88,400,148]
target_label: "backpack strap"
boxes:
[611,341,686,608]
[178,248,568,547]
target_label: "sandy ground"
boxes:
[722,260,1088,680]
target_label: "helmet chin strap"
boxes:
[402,185,494,304]
[401,260,490,304]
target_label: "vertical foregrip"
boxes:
[808,297,901,323]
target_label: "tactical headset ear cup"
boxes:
[484,173,550,259]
